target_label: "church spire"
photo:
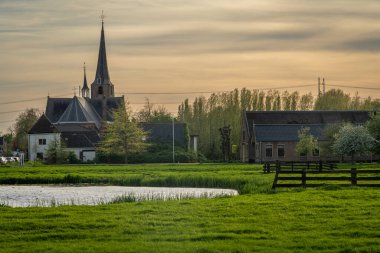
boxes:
[91,12,115,99]
[81,62,89,98]
[95,12,110,85]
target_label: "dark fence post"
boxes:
[272,170,279,189]
[351,168,357,186]
[319,160,322,172]
[302,168,307,187]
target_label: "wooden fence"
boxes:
[272,168,380,189]
[263,161,337,173]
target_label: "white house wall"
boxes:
[66,148,96,162]
[28,133,61,161]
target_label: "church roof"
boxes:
[29,114,58,134]
[46,97,72,123]
[82,63,89,91]
[57,96,102,128]
[89,97,124,121]
[93,21,111,85]
[61,132,100,148]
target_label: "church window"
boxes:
[38,139,46,145]
[98,86,103,95]
[97,78,101,84]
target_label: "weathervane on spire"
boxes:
[100,10,105,23]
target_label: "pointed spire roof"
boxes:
[57,96,102,129]
[82,62,89,90]
[94,20,111,85]
[82,62,89,98]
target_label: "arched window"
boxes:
[98,86,103,95]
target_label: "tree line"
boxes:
[1,88,379,162]
[178,88,380,160]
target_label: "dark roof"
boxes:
[82,66,89,91]
[89,97,124,121]
[255,124,325,142]
[244,110,373,142]
[28,114,58,134]
[141,123,187,146]
[246,111,371,125]
[55,123,99,132]
[46,96,124,123]
[46,97,72,123]
[61,132,100,148]
[92,21,112,86]
[57,96,102,128]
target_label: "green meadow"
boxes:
[0,164,379,252]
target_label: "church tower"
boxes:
[91,18,115,99]
[81,62,90,98]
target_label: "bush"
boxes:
[96,145,206,164]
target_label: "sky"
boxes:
[1,0,380,133]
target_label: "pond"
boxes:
[0,186,238,207]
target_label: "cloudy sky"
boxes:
[1,0,380,132]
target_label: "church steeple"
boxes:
[91,13,115,99]
[81,62,90,98]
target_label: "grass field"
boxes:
[0,163,379,252]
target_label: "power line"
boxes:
[120,84,316,95]
[327,84,380,91]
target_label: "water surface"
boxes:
[0,185,238,207]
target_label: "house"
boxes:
[240,110,373,163]
[141,123,188,148]
[28,20,124,162]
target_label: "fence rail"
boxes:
[272,168,380,189]
[263,161,337,173]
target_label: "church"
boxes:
[28,20,124,161]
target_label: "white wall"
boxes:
[28,133,61,161]
[65,148,95,162]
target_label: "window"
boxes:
[313,147,320,157]
[98,86,103,95]
[38,139,46,145]
[36,153,43,160]
[97,78,101,84]
[277,144,285,158]
[265,144,273,157]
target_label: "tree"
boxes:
[137,98,173,123]
[314,89,350,110]
[319,123,344,157]
[367,114,380,155]
[12,108,40,152]
[332,124,375,163]
[46,136,68,164]
[295,127,318,160]
[299,92,314,110]
[98,104,147,164]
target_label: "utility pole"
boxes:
[172,117,175,163]
[318,77,321,97]
[323,78,326,95]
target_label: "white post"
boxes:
[172,117,175,163]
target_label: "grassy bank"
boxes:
[0,164,273,194]
[0,188,379,253]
